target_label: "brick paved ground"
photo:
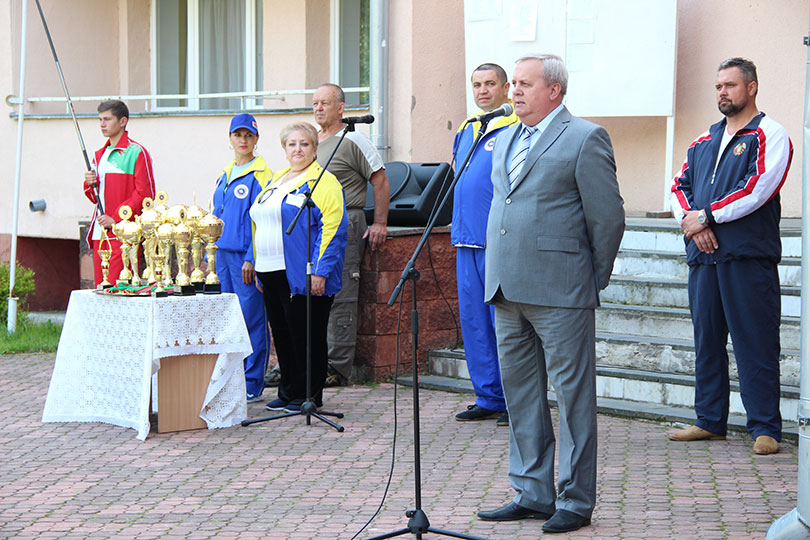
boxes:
[0,353,799,539]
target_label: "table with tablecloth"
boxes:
[42,290,251,440]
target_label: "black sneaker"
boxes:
[455,405,500,421]
[264,366,281,387]
[496,411,509,426]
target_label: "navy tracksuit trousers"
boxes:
[688,259,782,441]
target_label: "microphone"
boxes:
[341,114,375,125]
[471,103,513,123]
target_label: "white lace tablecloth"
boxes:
[42,290,251,440]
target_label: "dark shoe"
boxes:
[496,411,509,426]
[264,366,281,387]
[455,405,500,421]
[284,400,304,412]
[477,502,552,522]
[542,509,591,533]
[265,398,288,411]
[324,366,347,387]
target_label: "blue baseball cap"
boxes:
[229,113,259,134]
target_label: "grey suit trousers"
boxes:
[493,291,597,518]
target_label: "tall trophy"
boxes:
[122,214,143,287]
[112,206,134,286]
[97,229,114,289]
[172,216,195,296]
[138,197,161,284]
[185,196,208,292]
[198,211,224,294]
[156,221,175,290]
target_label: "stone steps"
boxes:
[425,217,804,431]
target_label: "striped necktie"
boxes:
[508,125,537,188]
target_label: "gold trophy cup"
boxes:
[138,197,161,284]
[97,229,114,289]
[112,206,134,286]
[198,211,224,294]
[185,197,208,292]
[172,220,194,295]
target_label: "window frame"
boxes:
[149,0,260,112]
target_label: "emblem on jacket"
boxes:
[485,139,496,151]
[234,184,249,199]
[733,142,747,156]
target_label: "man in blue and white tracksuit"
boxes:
[452,63,518,425]
[668,58,793,455]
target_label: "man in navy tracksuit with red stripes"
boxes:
[668,58,792,455]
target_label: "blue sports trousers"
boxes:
[688,259,782,441]
[456,246,506,411]
[217,249,269,397]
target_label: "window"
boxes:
[333,0,370,107]
[152,0,263,111]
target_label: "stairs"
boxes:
[418,217,802,438]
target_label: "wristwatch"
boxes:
[697,209,707,225]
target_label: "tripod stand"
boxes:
[242,125,362,433]
[365,119,494,540]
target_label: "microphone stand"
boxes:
[241,124,359,432]
[366,119,494,540]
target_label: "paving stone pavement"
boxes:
[0,352,799,539]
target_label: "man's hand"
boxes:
[311,275,326,296]
[84,171,98,187]
[681,209,708,238]
[691,228,719,254]
[364,222,387,251]
[96,215,115,229]
[242,261,255,286]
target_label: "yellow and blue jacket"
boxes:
[451,105,518,248]
[252,161,348,296]
[213,156,273,264]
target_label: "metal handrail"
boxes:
[6,86,370,105]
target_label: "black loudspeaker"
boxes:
[364,162,454,227]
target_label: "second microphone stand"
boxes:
[365,118,494,540]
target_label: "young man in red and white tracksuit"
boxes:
[83,100,156,287]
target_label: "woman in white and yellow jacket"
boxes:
[250,122,347,412]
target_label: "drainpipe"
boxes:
[369,0,388,162]
[766,11,810,540]
[7,0,29,334]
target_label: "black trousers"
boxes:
[257,271,334,406]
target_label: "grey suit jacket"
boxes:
[484,106,625,308]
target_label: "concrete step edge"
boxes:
[399,374,799,441]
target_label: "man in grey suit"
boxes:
[477,54,625,533]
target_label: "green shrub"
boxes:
[0,261,36,327]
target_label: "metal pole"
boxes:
[369,0,388,162]
[766,11,810,540]
[34,0,103,214]
[7,0,29,334]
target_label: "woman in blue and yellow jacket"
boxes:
[212,113,273,403]
[250,122,347,411]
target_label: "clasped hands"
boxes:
[681,209,718,254]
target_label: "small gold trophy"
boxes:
[97,229,114,289]
[139,197,161,284]
[198,210,224,294]
[113,206,134,286]
[185,195,208,292]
